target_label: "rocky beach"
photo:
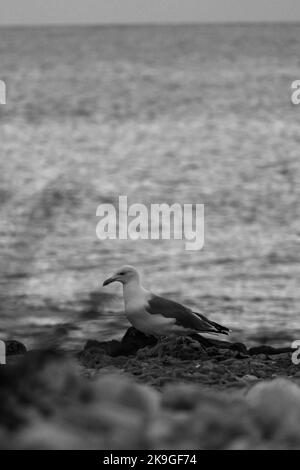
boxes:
[1,331,300,449]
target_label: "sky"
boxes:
[0,0,299,25]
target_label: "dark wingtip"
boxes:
[193,311,230,335]
[215,325,230,335]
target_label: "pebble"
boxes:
[242,375,259,382]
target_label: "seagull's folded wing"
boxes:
[145,294,229,334]
[192,311,229,335]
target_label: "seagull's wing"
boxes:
[145,293,229,334]
[192,311,229,335]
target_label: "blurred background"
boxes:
[0,2,300,349]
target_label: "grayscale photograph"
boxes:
[0,0,300,455]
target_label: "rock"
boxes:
[242,375,259,382]
[77,332,300,397]
[5,340,27,356]
[255,354,268,361]
[94,374,159,417]
[247,378,300,444]
[121,328,157,354]
[212,365,226,374]
[222,358,236,365]
[230,343,249,354]
[161,384,201,411]
[224,375,239,383]
[249,346,295,356]
[83,339,123,356]
[16,421,88,450]
[83,328,157,357]
[194,336,248,353]
[255,370,268,379]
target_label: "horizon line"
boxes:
[0,20,299,28]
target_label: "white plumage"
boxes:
[103,265,229,338]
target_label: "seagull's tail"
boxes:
[209,321,230,335]
[198,331,231,342]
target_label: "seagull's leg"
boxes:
[155,335,169,359]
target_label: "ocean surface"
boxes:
[0,24,299,350]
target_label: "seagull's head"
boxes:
[103,265,140,287]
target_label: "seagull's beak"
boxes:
[103,274,119,286]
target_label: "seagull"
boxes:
[103,265,229,338]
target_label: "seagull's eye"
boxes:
[119,272,125,275]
